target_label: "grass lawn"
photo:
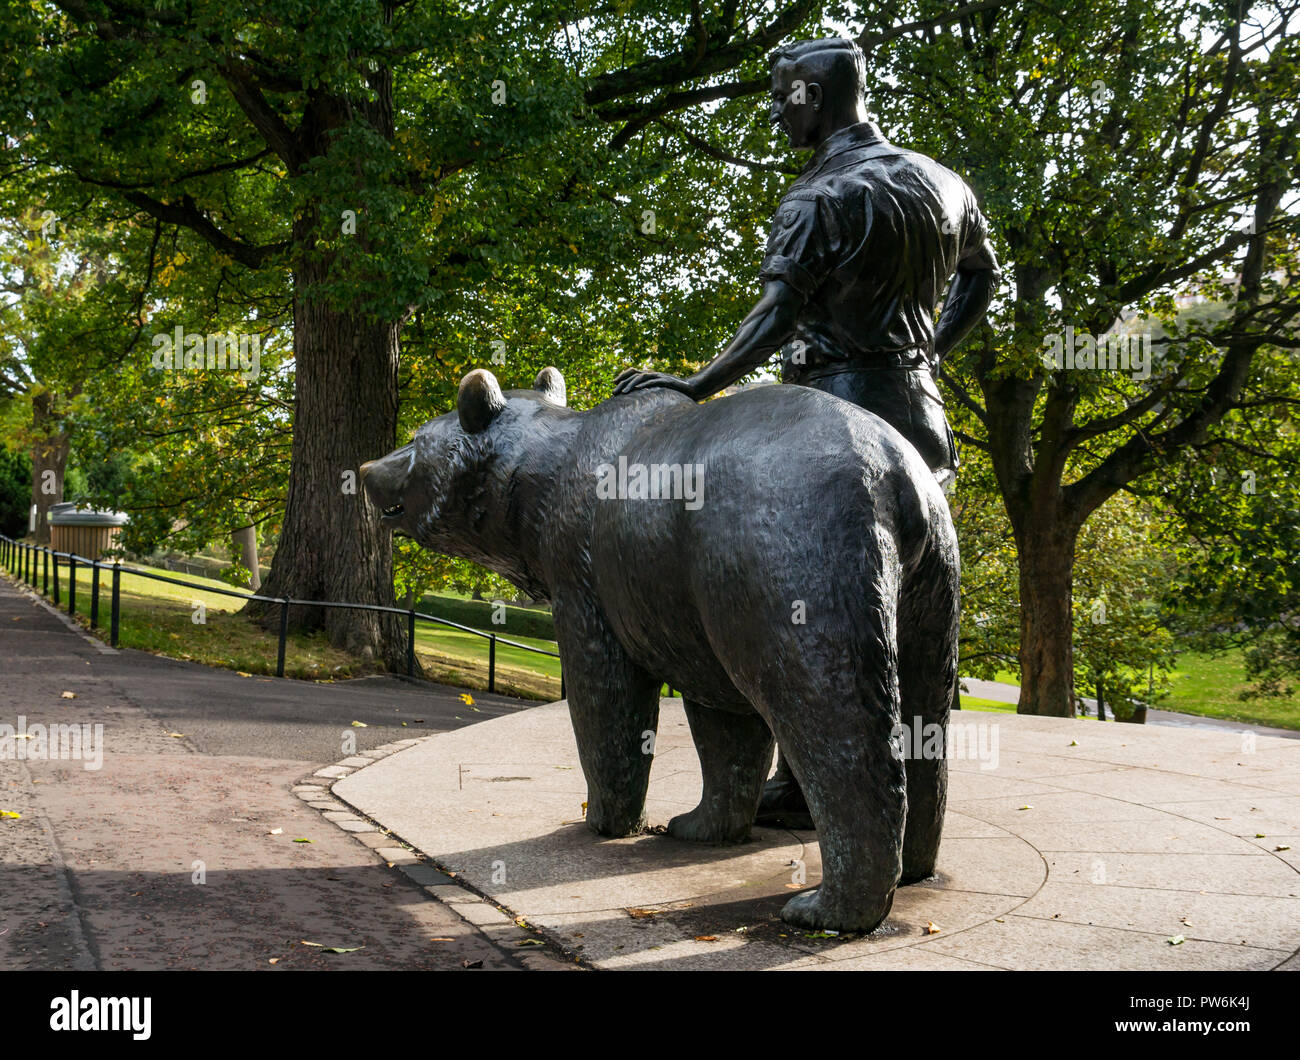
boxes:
[972,656,1300,731]
[957,696,1017,713]
[1163,648,1300,731]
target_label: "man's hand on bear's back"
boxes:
[612,369,701,399]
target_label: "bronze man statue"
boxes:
[614,36,1000,829]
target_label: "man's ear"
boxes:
[533,366,567,407]
[807,81,824,111]
[458,369,507,433]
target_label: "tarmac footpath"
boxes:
[0,573,555,971]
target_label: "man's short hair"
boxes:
[769,37,868,105]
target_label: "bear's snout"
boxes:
[360,443,414,527]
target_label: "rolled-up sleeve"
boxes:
[759,192,845,299]
[958,194,1000,274]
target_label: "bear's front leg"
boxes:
[554,594,662,837]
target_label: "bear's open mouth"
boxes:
[381,503,405,523]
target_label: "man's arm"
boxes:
[612,279,803,400]
[934,238,1001,364]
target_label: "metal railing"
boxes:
[0,533,563,696]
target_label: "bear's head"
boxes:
[360,366,570,595]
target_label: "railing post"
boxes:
[407,608,416,676]
[110,563,121,648]
[560,667,565,700]
[90,560,100,629]
[45,547,52,598]
[488,634,496,694]
[68,554,76,616]
[276,598,289,677]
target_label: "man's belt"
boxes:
[782,345,933,382]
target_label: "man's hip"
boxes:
[789,363,959,478]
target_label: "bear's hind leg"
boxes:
[668,701,774,844]
[737,557,906,934]
[898,537,960,883]
[770,687,906,934]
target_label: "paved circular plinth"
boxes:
[334,701,1300,970]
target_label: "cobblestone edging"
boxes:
[294,740,583,972]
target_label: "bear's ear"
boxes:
[533,366,567,407]
[458,369,507,433]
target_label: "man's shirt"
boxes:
[759,121,998,379]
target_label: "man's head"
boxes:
[768,37,869,149]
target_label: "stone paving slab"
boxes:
[334,699,1300,971]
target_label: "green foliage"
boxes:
[0,447,29,537]
[1,0,1295,687]
[1071,495,1178,717]
[1158,373,1300,698]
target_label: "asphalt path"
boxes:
[0,574,538,971]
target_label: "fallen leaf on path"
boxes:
[60,691,75,699]
[462,959,483,969]
[626,908,661,919]
[293,838,313,843]
[166,733,186,739]
[267,828,283,836]
[1018,805,1033,811]
[323,946,363,954]
[516,939,545,946]
[926,921,941,934]
[268,958,279,964]
[693,935,719,942]
[1277,845,1291,851]
[430,938,454,942]
[1168,935,1186,945]
[236,672,252,677]
[1,810,21,819]
[351,721,367,727]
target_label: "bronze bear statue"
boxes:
[362,367,959,933]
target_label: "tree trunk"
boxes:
[29,390,70,546]
[231,522,260,590]
[242,65,415,675]
[245,213,408,671]
[1015,518,1080,717]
